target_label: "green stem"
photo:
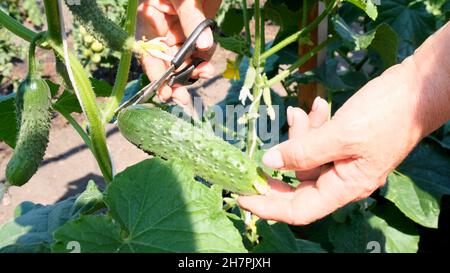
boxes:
[102,0,139,124]
[246,79,262,159]
[28,32,46,77]
[241,0,251,47]
[43,0,62,45]
[267,37,334,87]
[44,0,113,182]
[301,0,308,29]
[0,8,38,43]
[54,45,113,182]
[246,0,263,159]
[260,7,265,54]
[260,0,336,62]
[54,104,93,151]
[252,0,261,68]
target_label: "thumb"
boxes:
[170,0,214,50]
[262,121,353,170]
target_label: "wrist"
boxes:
[406,23,450,139]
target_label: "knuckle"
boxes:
[357,179,380,199]
[333,122,365,155]
[288,144,309,169]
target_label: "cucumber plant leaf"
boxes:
[382,172,440,228]
[219,8,248,36]
[328,201,419,253]
[368,23,399,67]
[264,0,300,29]
[382,139,450,228]
[214,34,250,56]
[332,15,377,50]
[52,158,247,253]
[343,0,378,20]
[53,78,113,114]
[0,197,76,253]
[369,202,420,253]
[0,94,18,148]
[253,220,326,253]
[374,0,435,59]
[428,121,450,150]
[0,181,103,253]
[332,15,399,67]
[398,139,450,196]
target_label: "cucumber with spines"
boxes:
[6,33,52,187]
[65,0,135,52]
[6,78,52,187]
[117,105,269,195]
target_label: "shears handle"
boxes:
[167,58,204,86]
[171,19,216,69]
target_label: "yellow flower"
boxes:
[137,37,173,61]
[222,59,240,80]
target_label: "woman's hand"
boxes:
[238,22,450,226]
[238,65,422,225]
[137,0,222,105]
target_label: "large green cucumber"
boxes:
[6,78,52,186]
[117,105,269,195]
[64,0,135,52]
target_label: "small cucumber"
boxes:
[6,32,52,187]
[117,105,269,195]
[6,78,52,186]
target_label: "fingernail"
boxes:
[196,30,213,50]
[199,72,213,79]
[287,106,294,126]
[262,148,285,169]
[312,96,321,111]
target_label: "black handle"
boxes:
[171,19,215,69]
[168,58,204,87]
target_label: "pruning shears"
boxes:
[114,19,216,116]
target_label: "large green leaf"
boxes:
[0,198,76,253]
[219,8,247,36]
[382,172,440,228]
[0,182,104,253]
[53,158,247,253]
[398,139,450,196]
[253,220,326,253]
[368,23,399,67]
[0,94,18,148]
[53,89,83,113]
[381,139,450,228]
[375,0,435,58]
[53,78,113,114]
[52,215,124,253]
[369,203,420,253]
[214,34,250,56]
[329,210,370,252]
[332,16,398,68]
[264,0,300,29]
[328,200,419,253]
